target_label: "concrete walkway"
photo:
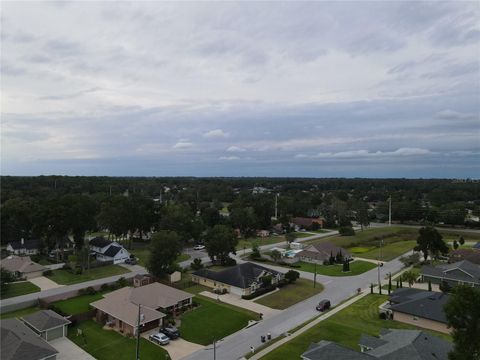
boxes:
[50,337,96,360]
[353,256,385,265]
[29,276,64,291]
[200,291,281,319]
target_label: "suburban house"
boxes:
[381,288,450,334]
[292,217,324,230]
[90,282,193,336]
[473,242,480,250]
[1,318,59,360]
[21,310,71,342]
[421,260,480,288]
[301,329,452,360]
[296,242,351,264]
[257,229,270,238]
[192,262,284,296]
[6,239,42,256]
[89,237,131,264]
[449,248,480,265]
[1,255,46,279]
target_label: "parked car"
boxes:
[193,244,205,250]
[125,257,137,265]
[149,332,170,345]
[316,299,331,312]
[162,325,180,339]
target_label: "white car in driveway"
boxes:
[149,332,170,345]
[193,244,205,250]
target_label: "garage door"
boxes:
[47,326,64,341]
[229,286,244,296]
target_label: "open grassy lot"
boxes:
[180,296,258,345]
[357,240,417,261]
[130,248,190,266]
[1,281,40,299]
[260,294,451,360]
[46,265,130,285]
[52,291,109,315]
[1,306,40,319]
[236,235,286,251]
[439,229,480,242]
[68,319,168,360]
[255,279,324,309]
[292,260,377,276]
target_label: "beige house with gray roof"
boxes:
[1,256,46,279]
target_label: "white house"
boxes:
[89,237,130,264]
[6,239,41,256]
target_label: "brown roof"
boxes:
[129,282,192,309]
[297,242,350,261]
[449,249,480,265]
[292,217,324,227]
[0,256,46,274]
[90,287,165,327]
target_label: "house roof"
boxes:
[89,236,112,248]
[450,249,480,265]
[292,217,323,227]
[103,245,123,258]
[358,334,387,349]
[388,289,449,324]
[56,236,73,248]
[421,260,480,284]
[473,242,480,249]
[21,310,71,332]
[297,242,351,261]
[8,239,41,250]
[129,282,192,309]
[193,262,283,289]
[1,256,46,274]
[301,340,374,360]
[90,287,165,327]
[1,318,58,360]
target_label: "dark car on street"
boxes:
[316,299,331,312]
[162,325,180,339]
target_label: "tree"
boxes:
[261,275,272,287]
[402,270,418,287]
[190,258,203,270]
[329,251,335,265]
[285,270,300,283]
[453,240,459,250]
[428,280,432,291]
[399,276,403,288]
[271,250,282,263]
[285,232,297,246]
[204,225,238,265]
[342,259,350,272]
[201,207,221,228]
[229,207,257,237]
[444,286,480,360]
[388,273,392,295]
[0,268,16,294]
[370,283,374,294]
[459,236,465,246]
[147,231,183,278]
[356,201,370,231]
[335,251,344,264]
[159,204,196,243]
[250,242,261,259]
[415,226,449,261]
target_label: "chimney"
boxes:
[21,238,24,245]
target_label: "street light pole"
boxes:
[135,304,141,360]
[388,196,392,226]
[314,262,317,288]
[377,240,383,293]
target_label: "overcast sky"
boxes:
[1,1,479,178]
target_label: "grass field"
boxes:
[68,320,168,360]
[357,240,417,261]
[46,265,130,285]
[291,260,377,276]
[1,281,40,299]
[260,294,451,360]
[1,306,40,319]
[52,291,109,315]
[180,296,259,345]
[255,279,324,309]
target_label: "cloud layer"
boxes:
[1,2,479,177]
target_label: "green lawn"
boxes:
[356,240,417,261]
[52,291,109,315]
[46,265,130,285]
[1,306,40,319]
[350,246,376,254]
[130,248,190,266]
[68,320,168,360]
[1,281,40,299]
[180,296,258,345]
[260,294,451,360]
[255,279,324,309]
[292,260,377,276]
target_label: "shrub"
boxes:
[116,277,128,288]
[75,267,83,275]
[86,286,96,295]
[379,312,387,320]
[190,258,204,271]
[285,270,300,283]
[101,283,109,292]
[242,285,276,300]
[223,257,237,266]
[43,269,53,276]
[339,226,355,236]
[261,275,272,287]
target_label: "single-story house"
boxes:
[1,256,47,279]
[90,282,192,336]
[382,288,450,334]
[296,242,351,264]
[21,310,71,342]
[302,328,451,360]
[89,237,130,264]
[257,229,270,238]
[421,260,480,288]
[192,262,284,296]
[6,239,42,256]
[292,217,324,230]
[1,318,59,360]
[449,248,480,265]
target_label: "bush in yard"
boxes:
[459,236,465,246]
[86,286,96,295]
[43,269,52,276]
[339,226,355,236]
[261,275,272,287]
[285,270,300,283]
[402,270,418,287]
[101,283,109,292]
[271,250,282,263]
[323,259,330,265]
[190,258,204,270]
[223,257,237,266]
[0,268,16,293]
[399,253,421,267]
[75,267,83,275]
[116,277,128,288]
[250,242,261,259]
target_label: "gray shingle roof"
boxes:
[89,236,112,248]
[8,239,41,250]
[1,318,58,360]
[389,290,449,323]
[421,260,480,284]
[359,334,387,349]
[193,262,282,289]
[22,310,71,332]
[302,340,374,360]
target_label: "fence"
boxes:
[44,263,65,271]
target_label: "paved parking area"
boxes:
[200,291,281,319]
[50,337,95,360]
[29,276,63,291]
[141,328,204,360]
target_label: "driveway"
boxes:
[29,276,64,291]
[49,337,95,360]
[199,291,281,319]
[141,328,204,360]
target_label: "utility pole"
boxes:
[388,196,392,226]
[109,186,112,197]
[274,193,279,220]
[377,239,383,292]
[314,262,317,288]
[213,338,216,360]
[135,304,142,360]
